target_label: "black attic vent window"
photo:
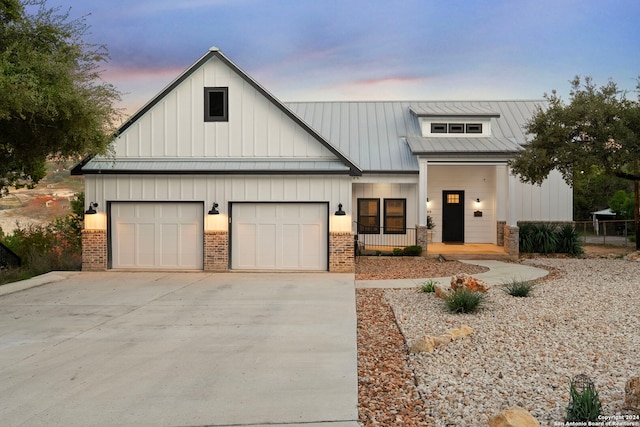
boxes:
[204,87,228,122]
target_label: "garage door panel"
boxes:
[234,222,257,269]
[112,202,203,270]
[231,203,327,271]
[257,224,277,268]
[114,223,137,267]
[159,223,179,267]
[281,224,301,268]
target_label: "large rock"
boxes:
[446,324,473,340]
[409,336,435,353]
[488,407,540,427]
[434,282,452,299]
[451,274,490,293]
[409,325,473,353]
[625,375,640,411]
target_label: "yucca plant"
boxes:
[555,224,584,255]
[518,222,536,253]
[532,222,559,254]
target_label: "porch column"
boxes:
[504,166,519,257]
[417,158,428,254]
[418,158,428,225]
[507,166,518,227]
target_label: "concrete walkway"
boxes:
[355,260,549,288]
[0,272,358,427]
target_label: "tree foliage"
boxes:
[510,77,640,187]
[608,189,635,219]
[0,0,121,194]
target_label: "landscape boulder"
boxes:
[409,325,473,353]
[451,274,490,293]
[625,375,640,411]
[488,407,540,427]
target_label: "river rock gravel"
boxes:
[383,258,640,426]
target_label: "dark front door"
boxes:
[442,191,464,243]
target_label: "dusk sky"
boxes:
[49,0,640,117]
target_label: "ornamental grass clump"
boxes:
[503,279,534,297]
[421,279,436,293]
[565,374,603,422]
[443,288,486,314]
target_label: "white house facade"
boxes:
[73,47,572,272]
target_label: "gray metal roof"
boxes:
[287,100,543,173]
[409,104,500,117]
[81,159,351,174]
[405,135,521,154]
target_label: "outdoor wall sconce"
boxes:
[335,203,346,216]
[85,202,98,215]
[476,198,480,203]
[208,202,220,215]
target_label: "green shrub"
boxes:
[519,222,584,256]
[392,247,403,256]
[518,222,536,253]
[565,375,603,422]
[503,279,533,297]
[0,209,83,285]
[421,279,436,293]
[532,222,558,254]
[402,245,423,256]
[443,288,486,313]
[556,224,584,255]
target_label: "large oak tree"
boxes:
[0,0,121,194]
[510,77,640,249]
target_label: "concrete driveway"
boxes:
[0,272,358,427]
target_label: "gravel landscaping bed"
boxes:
[382,258,640,426]
[355,257,488,280]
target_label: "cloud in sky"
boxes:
[50,0,640,115]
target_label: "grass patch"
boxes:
[421,279,436,293]
[443,288,486,314]
[565,375,603,422]
[503,279,534,297]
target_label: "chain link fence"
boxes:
[574,219,637,246]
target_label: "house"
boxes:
[72,47,572,272]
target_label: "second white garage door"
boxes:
[111,202,203,270]
[231,203,328,271]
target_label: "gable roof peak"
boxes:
[209,46,220,52]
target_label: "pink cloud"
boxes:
[353,75,427,87]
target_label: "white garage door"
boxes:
[231,203,328,271]
[111,202,203,270]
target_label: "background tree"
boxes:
[0,0,121,195]
[608,190,635,220]
[510,77,640,249]
[572,165,632,220]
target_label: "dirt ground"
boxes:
[583,244,637,257]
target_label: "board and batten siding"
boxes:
[427,165,497,244]
[84,175,353,232]
[114,57,335,160]
[514,169,573,221]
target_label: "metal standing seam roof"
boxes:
[287,100,544,172]
[80,159,351,174]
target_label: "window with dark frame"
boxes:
[204,87,228,122]
[466,123,482,133]
[448,123,465,133]
[431,123,447,133]
[428,121,485,134]
[384,199,406,234]
[357,198,380,234]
